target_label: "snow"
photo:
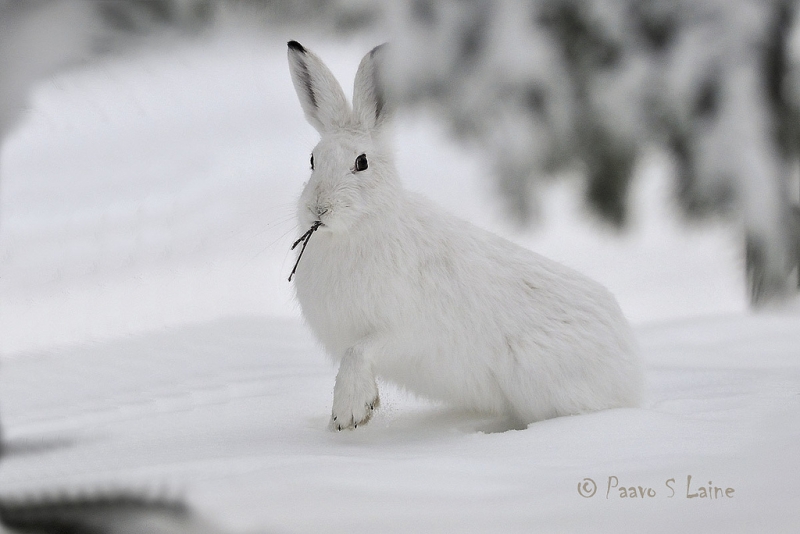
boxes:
[1,31,798,532]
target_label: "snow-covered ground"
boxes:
[1,29,798,532]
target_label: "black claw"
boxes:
[333,416,337,421]
[337,425,342,431]
[354,423,358,428]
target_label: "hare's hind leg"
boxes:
[330,342,380,431]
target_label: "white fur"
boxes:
[286,42,643,430]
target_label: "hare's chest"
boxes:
[293,235,397,353]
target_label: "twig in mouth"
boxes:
[288,221,322,282]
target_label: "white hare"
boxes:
[286,41,643,430]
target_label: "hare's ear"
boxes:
[353,43,390,131]
[287,41,350,133]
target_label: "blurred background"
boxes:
[3,0,799,356]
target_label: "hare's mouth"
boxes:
[288,221,323,282]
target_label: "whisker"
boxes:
[248,214,297,240]
[243,223,299,265]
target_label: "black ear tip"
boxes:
[288,40,306,53]
[369,43,388,58]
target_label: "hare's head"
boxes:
[288,41,396,234]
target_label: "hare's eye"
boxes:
[355,153,368,172]
[310,154,315,170]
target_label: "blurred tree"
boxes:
[97,0,214,33]
[223,0,379,31]
[383,0,800,307]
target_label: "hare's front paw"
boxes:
[330,391,379,431]
[330,355,379,431]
